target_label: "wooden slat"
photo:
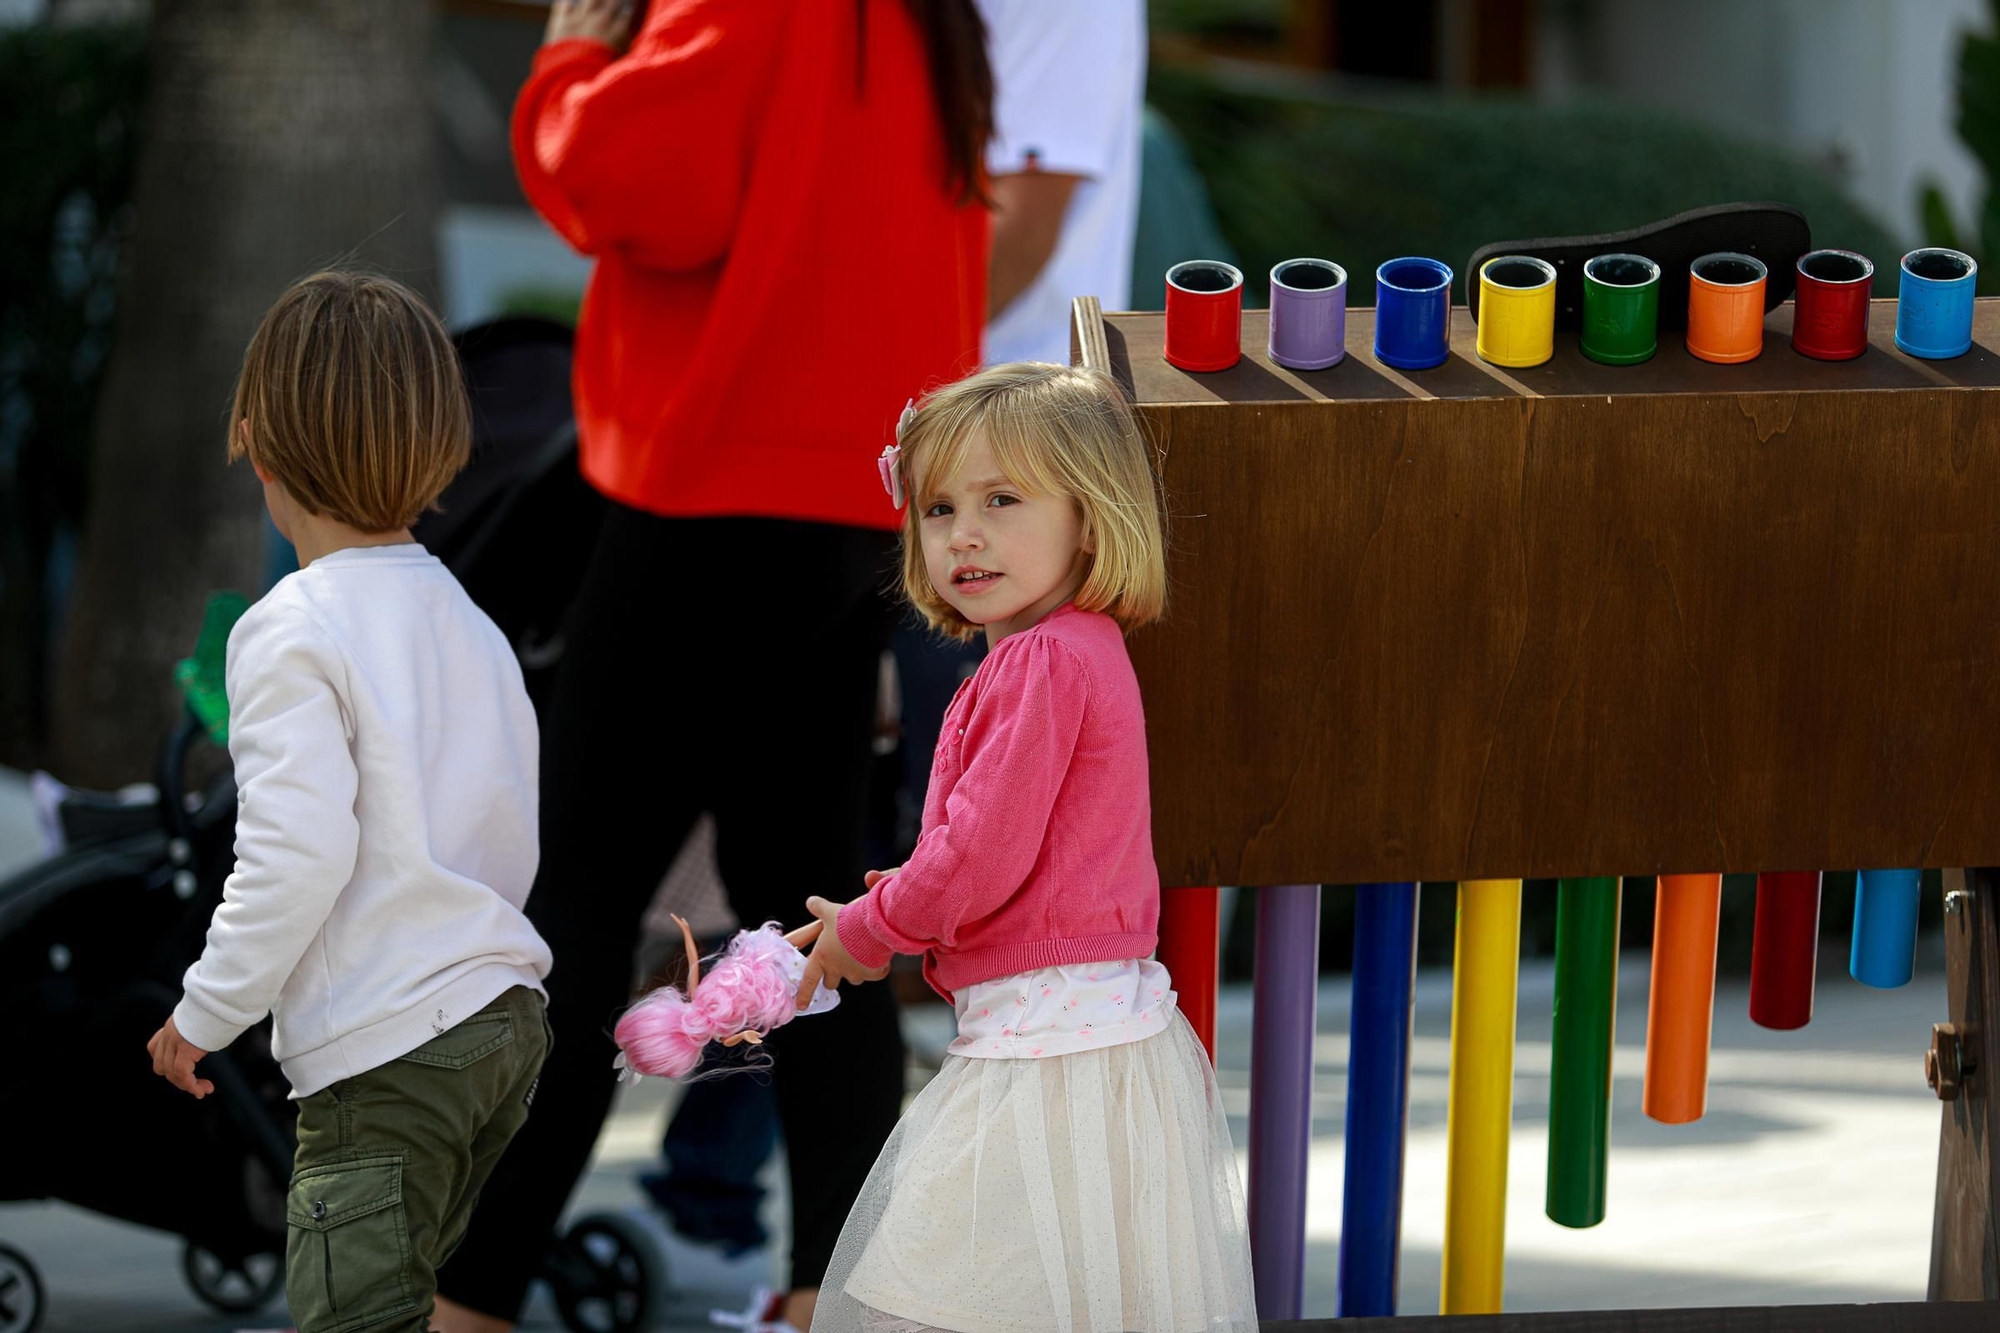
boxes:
[1117,300,2000,406]
[1070,295,1112,376]
[1931,869,2000,1299]
[1108,298,2000,885]
[1264,1300,1995,1331]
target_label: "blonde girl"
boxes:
[795,362,1257,1333]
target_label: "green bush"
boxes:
[494,283,582,327]
[1921,0,2000,291]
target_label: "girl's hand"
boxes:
[146,1016,214,1099]
[795,896,889,1009]
[544,0,633,50]
[863,866,900,890]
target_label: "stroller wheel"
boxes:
[545,1211,667,1333]
[0,1243,45,1333]
[182,1242,283,1314]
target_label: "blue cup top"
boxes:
[1375,257,1453,295]
[1901,247,1977,286]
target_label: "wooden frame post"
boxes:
[1930,868,2000,1299]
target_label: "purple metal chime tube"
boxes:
[1248,883,1322,1319]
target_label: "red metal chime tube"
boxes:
[1749,871,1822,1030]
[1158,885,1221,1061]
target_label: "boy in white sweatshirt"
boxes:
[145,270,554,1333]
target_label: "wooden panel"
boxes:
[1102,300,2000,886]
[1931,870,2000,1299]
[1265,1300,1995,1332]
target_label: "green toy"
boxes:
[173,591,250,744]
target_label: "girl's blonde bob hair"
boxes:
[894,362,1166,640]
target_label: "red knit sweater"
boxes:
[511,2,987,530]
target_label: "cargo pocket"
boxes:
[286,1155,416,1333]
[397,1011,514,1071]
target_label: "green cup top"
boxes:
[1584,253,1660,288]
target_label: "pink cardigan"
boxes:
[838,604,1160,1000]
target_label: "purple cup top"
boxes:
[1271,258,1347,295]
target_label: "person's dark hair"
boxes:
[857,0,994,205]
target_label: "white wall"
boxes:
[1534,0,1988,244]
[437,203,591,329]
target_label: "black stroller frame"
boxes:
[0,708,296,1323]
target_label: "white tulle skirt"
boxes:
[811,961,1257,1333]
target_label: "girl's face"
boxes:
[920,428,1093,648]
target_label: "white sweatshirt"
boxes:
[173,544,552,1097]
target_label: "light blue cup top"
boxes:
[1894,247,1978,360]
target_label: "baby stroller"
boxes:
[0,695,295,1328]
[0,315,665,1332]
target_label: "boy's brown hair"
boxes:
[228,270,470,532]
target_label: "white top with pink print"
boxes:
[948,958,1177,1060]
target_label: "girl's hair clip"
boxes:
[878,398,916,509]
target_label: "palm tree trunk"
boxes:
[51,0,441,785]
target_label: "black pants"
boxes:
[437,506,907,1317]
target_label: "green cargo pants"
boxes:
[285,985,550,1333]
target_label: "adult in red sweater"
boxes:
[433,3,991,1330]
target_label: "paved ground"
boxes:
[0,919,1947,1330]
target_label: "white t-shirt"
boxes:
[173,544,551,1097]
[977,0,1147,367]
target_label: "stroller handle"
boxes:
[155,709,205,855]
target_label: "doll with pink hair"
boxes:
[614,916,839,1082]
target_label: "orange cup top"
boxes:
[1686,252,1767,364]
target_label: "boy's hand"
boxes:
[545,0,634,50]
[146,1016,214,1099]
[795,896,889,1009]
